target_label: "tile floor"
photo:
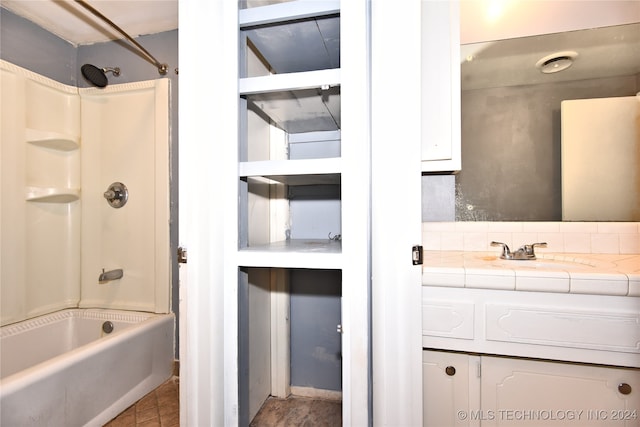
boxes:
[103,377,342,427]
[103,377,179,427]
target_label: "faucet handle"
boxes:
[523,242,547,258]
[491,241,511,259]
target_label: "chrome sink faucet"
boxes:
[491,241,547,260]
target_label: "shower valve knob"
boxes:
[103,182,128,208]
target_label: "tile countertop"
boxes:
[422,251,640,297]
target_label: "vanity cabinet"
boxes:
[423,286,640,426]
[422,286,640,368]
[424,350,640,427]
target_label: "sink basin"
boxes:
[489,259,593,270]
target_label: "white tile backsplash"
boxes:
[512,232,539,248]
[563,233,591,253]
[620,233,640,254]
[487,222,522,232]
[441,232,464,251]
[522,222,561,233]
[537,232,564,252]
[591,233,620,254]
[559,222,598,233]
[596,223,638,234]
[423,222,640,254]
[463,232,488,251]
[456,221,489,232]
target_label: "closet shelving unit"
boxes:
[238,1,342,269]
[234,1,372,425]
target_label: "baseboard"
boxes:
[290,386,342,401]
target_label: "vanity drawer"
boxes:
[485,304,640,353]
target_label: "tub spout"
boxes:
[99,268,123,282]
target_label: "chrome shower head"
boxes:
[81,64,120,88]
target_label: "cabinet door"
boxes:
[481,356,640,426]
[423,350,480,427]
[421,0,461,172]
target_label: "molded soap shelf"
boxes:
[25,186,80,203]
[26,128,79,151]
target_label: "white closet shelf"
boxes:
[240,1,339,28]
[240,69,340,95]
[238,239,342,269]
[243,80,340,133]
[25,187,80,203]
[246,174,340,186]
[240,158,341,185]
[26,128,79,151]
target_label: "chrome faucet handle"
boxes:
[491,241,511,259]
[523,242,547,258]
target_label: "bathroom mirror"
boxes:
[455,22,639,221]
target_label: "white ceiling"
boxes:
[1,0,178,46]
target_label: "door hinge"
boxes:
[412,245,423,265]
[177,246,187,264]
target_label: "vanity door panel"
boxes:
[485,303,640,353]
[481,356,640,427]
[423,350,480,427]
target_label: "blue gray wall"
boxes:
[290,269,342,391]
[1,7,180,357]
[288,143,342,391]
[0,8,76,84]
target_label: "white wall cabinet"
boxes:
[424,350,640,427]
[421,0,461,172]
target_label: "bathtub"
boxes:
[0,308,174,426]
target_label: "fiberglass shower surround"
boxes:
[0,59,171,327]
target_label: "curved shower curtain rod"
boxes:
[74,0,169,75]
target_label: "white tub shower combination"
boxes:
[0,61,173,425]
[1,309,174,426]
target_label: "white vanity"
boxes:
[421,225,640,426]
[419,1,640,424]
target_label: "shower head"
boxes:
[81,64,120,88]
